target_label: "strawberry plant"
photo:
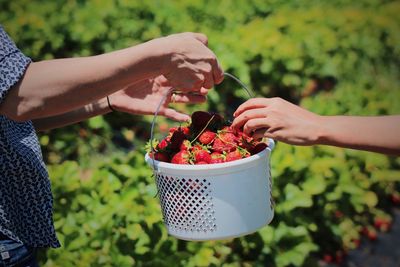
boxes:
[2,0,399,266]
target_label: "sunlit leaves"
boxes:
[1,0,398,266]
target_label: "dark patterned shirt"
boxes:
[0,26,60,247]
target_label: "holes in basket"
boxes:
[156,175,216,233]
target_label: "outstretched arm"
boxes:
[314,115,400,155]
[0,32,223,122]
[33,76,207,131]
[32,97,111,131]
[232,97,400,155]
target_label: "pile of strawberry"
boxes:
[148,111,268,164]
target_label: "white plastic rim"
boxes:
[145,139,275,241]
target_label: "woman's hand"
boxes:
[232,97,323,145]
[109,75,207,121]
[151,32,224,93]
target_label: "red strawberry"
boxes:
[237,130,254,146]
[212,138,226,153]
[198,130,216,145]
[171,150,191,164]
[362,227,377,241]
[210,152,224,164]
[334,210,344,219]
[335,251,344,264]
[196,161,209,165]
[150,152,169,162]
[193,149,212,164]
[192,144,202,149]
[180,140,191,151]
[169,127,178,134]
[180,126,190,135]
[374,218,384,229]
[225,149,242,162]
[361,226,368,236]
[382,222,391,232]
[212,132,238,152]
[391,192,400,205]
[368,230,377,241]
[220,132,238,144]
[374,218,391,232]
[192,144,204,152]
[323,254,333,263]
[238,130,253,142]
[157,138,169,150]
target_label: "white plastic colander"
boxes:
[145,73,275,241]
[145,141,274,241]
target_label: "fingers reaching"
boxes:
[212,58,224,85]
[232,108,268,130]
[234,98,271,117]
[199,87,210,95]
[242,117,271,136]
[252,128,272,140]
[202,71,214,89]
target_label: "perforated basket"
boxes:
[145,73,275,240]
[145,140,274,241]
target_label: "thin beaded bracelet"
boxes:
[106,96,116,112]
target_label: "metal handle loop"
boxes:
[149,72,253,171]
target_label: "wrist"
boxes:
[98,41,165,86]
[96,97,113,114]
[313,115,333,145]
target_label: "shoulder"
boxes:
[0,25,31,102]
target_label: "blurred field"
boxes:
[1,0,399,266]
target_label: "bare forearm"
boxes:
[32,97,111,131]
[0,40,162,121]
[317,115,400,155]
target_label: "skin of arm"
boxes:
[316,115,400,155]
[232,97,400,156]
[0,32,223,122]
[33,76,207,131]
[32,97,111,131]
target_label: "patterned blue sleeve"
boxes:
[0,25,32,104]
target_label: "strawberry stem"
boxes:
[191,115,215,144]
[216,130,239,149]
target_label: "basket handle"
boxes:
[149,72,255,170]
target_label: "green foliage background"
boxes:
[1,0,400,266]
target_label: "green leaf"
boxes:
[302,175,327,195]
[281,184,313,212]
[363,191,378,208]
[88,116,106,129]
[371,170,400,182]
